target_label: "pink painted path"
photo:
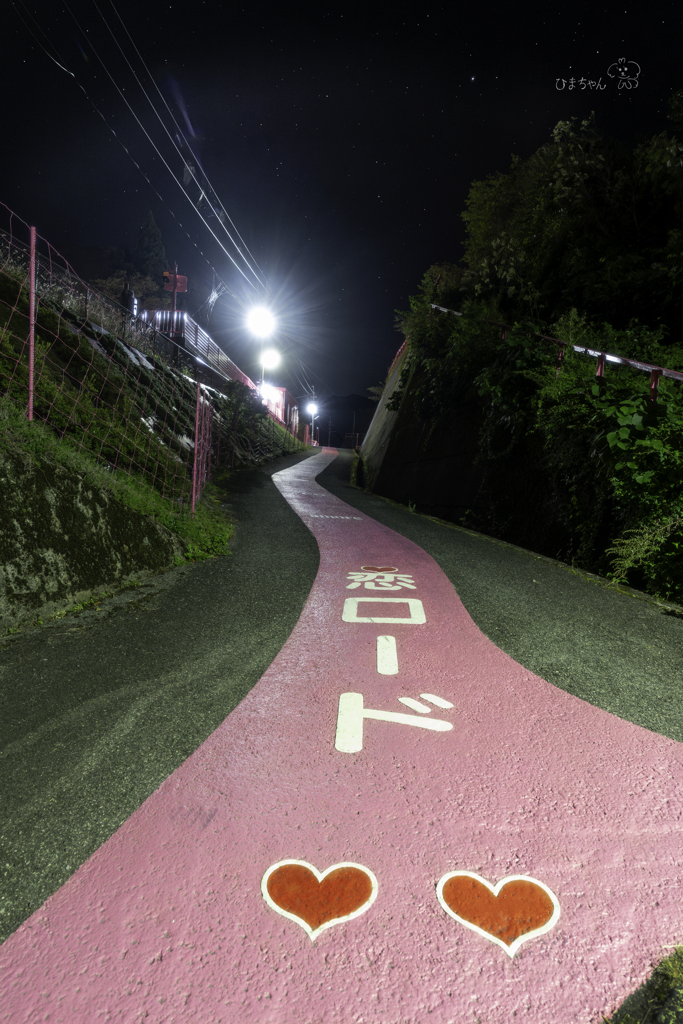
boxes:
[2,450,683,1023]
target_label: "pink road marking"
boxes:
[2,449,683,1023]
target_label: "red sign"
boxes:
[164,274,187,292]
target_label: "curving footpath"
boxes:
[2,449,683,1023]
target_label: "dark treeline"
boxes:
[386,91,683,605]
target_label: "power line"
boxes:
[95,0,266,287]
[10,1,75,78]
[10,0,256,308]
[107,0,264,280]
[11,1,316,390]
[61,0,265,294]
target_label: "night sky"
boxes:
[2,1,681,402]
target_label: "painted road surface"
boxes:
[2,449,683,1023]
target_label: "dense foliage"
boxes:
[390,92,683,604]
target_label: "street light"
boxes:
[307,402,318,446]
[261,348,280,371]
[246,306,275,338]
[246,308,277,391]
[259,348,280,408]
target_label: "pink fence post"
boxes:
[202,395,211,489]
[28,226,36,421]
[649,368,662,403]
[231,410,240,467]
[191,383,201,519]
[216,410,221,469]
[596,353,606,378]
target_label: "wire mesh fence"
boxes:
[0,202,307,518]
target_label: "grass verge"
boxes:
[0,391,236,567]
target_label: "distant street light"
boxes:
[261,348,280,370]
[307,402,318,446]
[259,349,281,408]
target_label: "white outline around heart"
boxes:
[436,871,561,958]
[261,860,379,941]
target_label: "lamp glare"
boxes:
[261,349,280,370]
[246,306,275,338]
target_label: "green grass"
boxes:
[0,265,307,639]
[0,265,306,510]
[600,945,683,1023]
[0,390,236,568]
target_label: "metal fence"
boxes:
[0,202,305,519]
[428,303,683,398]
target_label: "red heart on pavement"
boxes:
[436,871,560,957]
[360,565,397,573]
[262,860,378,940]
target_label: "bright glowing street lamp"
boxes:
[246,306,275,338]
[259,349,281,407]
[246,308,277,393]
[307,402,318,446]
[261,348,280,371]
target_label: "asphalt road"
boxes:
[0,449,321,946]
[1,446,681,957]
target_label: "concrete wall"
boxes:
[359,350,406,491]
[359,357,613,570]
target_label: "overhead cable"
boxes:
[60,0,264,294]
[93,0,265,288]
[11,0,248,304]
[107,0,264,279]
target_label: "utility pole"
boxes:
[327,416,333,446]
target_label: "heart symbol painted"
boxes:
[360,565,398,573]
[262,860,378,940]
[436,871,560,957]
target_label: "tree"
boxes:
[455,100,683,339]
[132,210,168,280]
[90,270,170,310]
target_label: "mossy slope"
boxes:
[0,442,186,633]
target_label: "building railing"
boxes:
[139,309,257,391]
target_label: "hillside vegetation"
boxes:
[0,260,305,633]
[386,93,683,606]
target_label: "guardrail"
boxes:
[428,303,683,401]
